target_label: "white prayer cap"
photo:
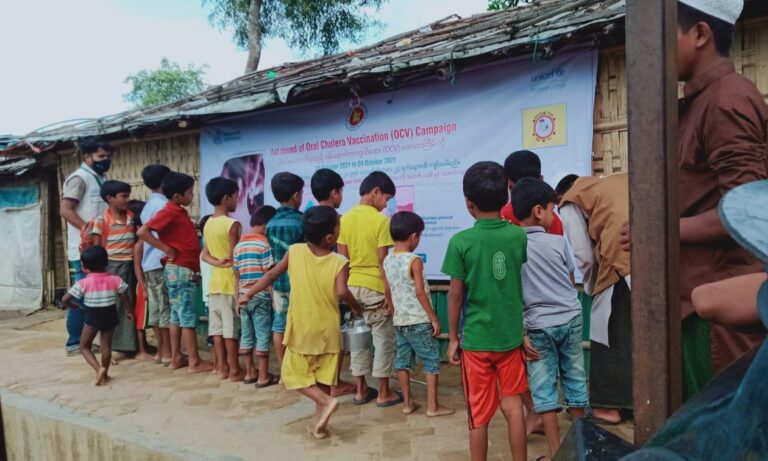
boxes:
[679,0,744,25]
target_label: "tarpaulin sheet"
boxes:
[0,185,42,310]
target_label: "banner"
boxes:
[201,49,597,278]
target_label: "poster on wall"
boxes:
[201,49,597,279]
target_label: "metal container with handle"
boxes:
[341,318,373,352]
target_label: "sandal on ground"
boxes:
[376,391,404,408]
[255,374,280,388]
[583,408,622,425]
[352,388,379,405]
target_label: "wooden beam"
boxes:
[625,0,683,445]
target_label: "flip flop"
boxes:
[352,388,378,405]
[255,374,280,388]
[376,391,404,408]
[243,377,259,385]
[583,408,621,426]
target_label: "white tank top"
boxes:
[65,164,107,261]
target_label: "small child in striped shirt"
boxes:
[234,206,279,387]
[62,246,131,386]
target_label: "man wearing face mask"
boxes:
[60,136,113,355]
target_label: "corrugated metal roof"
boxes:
[5,0,625,151]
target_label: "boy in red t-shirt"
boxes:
[138,172,212,374]
[501,150,564,235]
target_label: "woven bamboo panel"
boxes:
[592,48,628,175]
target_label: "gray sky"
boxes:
[0,0,490,136]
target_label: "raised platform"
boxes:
[0,310,633,460]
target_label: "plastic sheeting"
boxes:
[0,185,42,310]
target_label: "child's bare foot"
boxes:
[306,424,328,439]
[330,380,357,397]
[187,361,214,374]
[229,370,246,382]
[136,352,155,361]
[426,405,455,417]
[403,402,421,415]
[526,410,545,436]
[219,366,230,380]
[95,367,109,386]
[315,397,339,435]
[168,357,189,370]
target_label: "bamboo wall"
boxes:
[592,17,768,175]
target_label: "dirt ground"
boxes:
[0,310,633,460]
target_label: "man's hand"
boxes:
[165,247,178,262]
[619,221,630,252]
[447,339,461,366]
[431,318,442,337]
[126,311,135,321]
[523,335,540,361]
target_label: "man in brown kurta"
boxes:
[677,0,768,398]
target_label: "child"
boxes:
[137,172,212,373]
[442,161,529,461]
[199,215,217,374]
[234,205,278,387]
[311,168,356,397]
[512,178,588,457]
[239,206,363,439]
[202,177,244,382]
[62,246,132,385]
[383,211,454,417]
[266,172,305,369]
[92,180,138,361]
[139,164,172,365]
[337,171,400,407]
[129,199,155,362]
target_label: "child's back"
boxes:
[443,220,527,351]
[284,243,348,354]
[521,228,581,330]
[204,215,238,295]
[339,204,392,293]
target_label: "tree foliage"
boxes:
[488,0,533,11]
[203,0,385,72]
[124,58,208,108]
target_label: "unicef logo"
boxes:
[492,252,507,280]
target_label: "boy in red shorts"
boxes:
[442,161,530,461]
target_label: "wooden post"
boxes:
[626,0,683,445]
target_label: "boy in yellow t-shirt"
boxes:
[202,177,243,382]
[337,171,401,407]
[239,206,362,439]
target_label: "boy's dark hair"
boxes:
[205,177,239,206]
[463,161,508,212]
[389,211,425,242]
[504,150,541,184]
[80,136,113,156]
[250,205,277,227]
[302,206,338,245]
[678,3,735,57]
[311,168,345,201]
[128,200,146,226]
[161,172,195,199]
[81,245,109,272]
[555,174,580,200]
[100,180,131,202]
[359,171,396,197]
[199,214,212,234]
[271,172,305,203]
[511,178,557,222]
[141,164,171,190]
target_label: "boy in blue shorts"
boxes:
[442,162,530,461]
[384,211,454,417]
[235,205,278,387]
[512,178,588,458]
[266,172,305,369]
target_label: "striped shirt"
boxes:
[234,233,274,300]
[69,272,128,308]
[92,210,136,261]
[266,206,303,292]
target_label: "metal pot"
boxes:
[341,318,373,352]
